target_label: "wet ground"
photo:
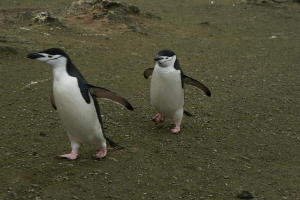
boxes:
[1,0,300,199]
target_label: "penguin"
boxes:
[143,50,211,133]
[27,48,134,160]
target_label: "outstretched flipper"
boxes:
[143,68,154,79]
[87,84,134,111]
[182,74,211,96]
[50,92,57,110]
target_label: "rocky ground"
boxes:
[1,0,300,199]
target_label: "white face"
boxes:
[155,55,176,68]
[35,53,67,66]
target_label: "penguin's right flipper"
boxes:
[50,92,57,110]
[182,74,211,96]
[143,68,154,79]
[87,84,134,111]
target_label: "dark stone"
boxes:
[237,191,254,199]
[39,132,47,137]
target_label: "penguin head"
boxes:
[27,48,69,66]
[154,50,177,68]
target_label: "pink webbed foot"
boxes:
[58,153,78,160]
[171,124,181,134]
[95,148,107,159]
[152,113,165,123]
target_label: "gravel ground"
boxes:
[0,0,300,199]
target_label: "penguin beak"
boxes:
[27,53,45,59]
[154,56,163,61]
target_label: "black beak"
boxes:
[154,56,163,61]
[27,53,44,59]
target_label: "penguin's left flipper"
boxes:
[87,84,134,111]
[143,67,154,79]
[182,74,211,96]
[50,92,57,110]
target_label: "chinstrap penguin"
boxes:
[144,50,211,133]
[27,48,134,160]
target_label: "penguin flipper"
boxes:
[143,67,154,79]
[50,92,57,110]
[87,84,134,111]
[182,74,211,96]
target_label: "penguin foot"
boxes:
[58,153,78,160]
[152,113,165,123]
[95,148,107,159]
[171,125,181,133]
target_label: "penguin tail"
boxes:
[184,110,193,117]
[106,137,125,150]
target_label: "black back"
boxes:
[66,61,91,104]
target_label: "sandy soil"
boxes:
[1,0,300,199]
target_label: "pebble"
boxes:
[237,190,254,199]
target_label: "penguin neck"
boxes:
[52,59,69,82]
[155,63,175,73]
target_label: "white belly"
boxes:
[150,68,184,117]
[53,75,104,145]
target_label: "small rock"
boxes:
[72,195,80,200]
[39,132,47,137]
[237,190,254,199]
[108,157,118,162]
[33,11,56,24]
[200,21,210,25]
[223,175,230,179]
[31,152,38,156]
[31,184,40,188]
